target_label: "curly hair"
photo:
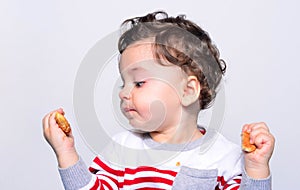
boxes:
[118,11,226,110]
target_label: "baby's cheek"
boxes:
[149,100,166,120]
[137,98,167,130]
[146,100,167,131]
[134,96,151,119]
[141,98,166,119]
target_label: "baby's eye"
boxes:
[134,81,145,88]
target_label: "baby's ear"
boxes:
[181,76,201,106]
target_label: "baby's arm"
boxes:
[42,108,79,168]
[43,109,117,189]
[242,122,275,178]
[241,122,275,189]
[43,109,94,189]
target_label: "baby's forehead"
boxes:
[119,44,173,69]
[119,60,161,77]
[118,41,186,79]
[119,59,186,84]
[119,44,157,72]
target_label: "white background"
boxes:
[1,0,299,189]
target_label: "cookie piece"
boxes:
[242,131,256,152]
[54,112,71,134]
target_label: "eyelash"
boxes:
[134,81,145,88]
[119,81,146,89]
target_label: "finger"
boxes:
[247,122,269,132]
[252,132,274,151]
[242,124,251,133]
[43,110,57,130]
[249,128,270,144]
[248,122,270,143]
[67,130,74,138]
[252,123,269,133]
[48,111,61,131]
[49,111,59,128]
[43,110,59,139]
[57,107,65,115]
[251,132,269,145]
[43,108,63,125]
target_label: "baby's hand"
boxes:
[42,108,79,168]
[242,122,275,179]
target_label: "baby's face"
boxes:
[119,43,186,132]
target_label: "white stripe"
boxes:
[227,184,240,189]
[91,156,123,171]
[95,170,124,183]
[97,175,118,189]
[123,182,172,190]
[226,176,242,185]
[124,170,175,181]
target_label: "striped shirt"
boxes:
[79,129,243,189]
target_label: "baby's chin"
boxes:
[128,121,162,133]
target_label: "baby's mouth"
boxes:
[121,102,135,112]
[123,107,136,112]
[121,107,137,120]
[121,105,137,115]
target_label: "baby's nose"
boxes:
[119,86,131,100]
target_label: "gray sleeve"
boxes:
[58,157,92,190]
[240,168,272,190]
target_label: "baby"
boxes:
[43,11,275,189]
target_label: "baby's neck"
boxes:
[149,125,203,144]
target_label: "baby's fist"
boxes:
[242,122,275,179]
[42,108,78,168]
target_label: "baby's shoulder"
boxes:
[213,133,241,156]
[112,130,145,149]
[215,133,240,151]
[197,131,242,161]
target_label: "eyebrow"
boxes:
[128,66,148,73]
[119,65,150,77]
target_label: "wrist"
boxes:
[56,149,79,168]
[245,165,270,179]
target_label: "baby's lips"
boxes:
[121,103,135,112]
[123,108,136,112]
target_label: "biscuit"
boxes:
[242,131,256,152]
[54,112,71,134]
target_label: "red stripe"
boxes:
[124,176,173,186]
[224,183,231,189]
[223,179,241,189]
[91,157,178,189]
[93,157,124,176]
[99,179,113,190]
[199,127,206,135]
[89,167,98,173]
[90,178,100,190]
[93,157,176,177]
[233,178,241,184]
[125,166,177,176]
[224,182,240,189]
[217,176,226,186]
[218,175,242,189]
[98,174,121,188]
